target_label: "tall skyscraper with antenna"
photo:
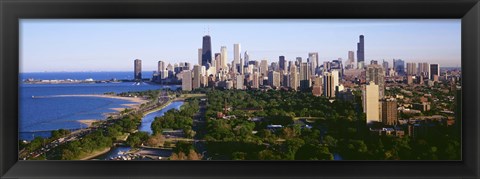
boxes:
[202,35,212,69]
[357,35,365,63]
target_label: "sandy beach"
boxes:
[77,119,98,127]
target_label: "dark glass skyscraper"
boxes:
[279,56,286,71]
[393,59,405,76]
[357,35,365,63]
[202,35,212,69]
[429,63,440,80]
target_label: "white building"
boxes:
[236,74,244,90]
[220,46,228,70]
[234,44,241,68]
[363,81,381,123]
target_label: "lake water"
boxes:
[139,101,184,134]
[19,72,180,141]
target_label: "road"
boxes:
[192,98,208,159]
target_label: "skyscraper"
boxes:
[429,63,440,80]
[202,35,212,69]
[268,71,281,88]
[236,74,244,90]
[382,98,398,125]
[244,51,249,67]
[279,56,286,71]
[192,65,202,89]
[215,53,222,72]
[220,46,228,70]
[299,62,311,91]
[406,62,417,76]
[357,35,365,63]
[418,62,429,77]
[296,57,302,66]
[234,43,241,67]
[323,72,335,98]
[363,81,380,124]
[382,60,389,72]
[331,69,339,89]
[134,59,142,81]
[158,61,165,72]
[260,60,268,76]
[393,59,405,76]
[365,64,385,98]
[198,48,202,65]
[348,51,355,69]
[289,64,299,91]
[312,76,323,97]
[182,70,192,91]
[252,72,260,89]
[308,52,319,75]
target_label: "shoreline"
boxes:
[79,147,112,160]
[44,94,148,104]
[44,94,149,115]
[142,100,175,117]
[77,119,98,128]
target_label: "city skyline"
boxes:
[20,19,461,72]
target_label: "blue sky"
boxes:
[20,19,461,72]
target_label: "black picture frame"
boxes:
[1,0,479,178]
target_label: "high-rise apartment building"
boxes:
[134,59,142,81]
[331,70,339,90]
[260,60,268,76]
[214,53,222,72]
[382,98,398,125]
[347,51,355,69]
[192,65,202,89]
[365,64,385,98]
[182,70,192,91]
[289,65,299,91]
[236,74,244,90]
[363,81,380,124]
[418,62,429,77]
[252,72,260,89]
[406,62,417,76]
[323,72,335,98]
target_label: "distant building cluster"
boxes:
[132,34,461,132]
